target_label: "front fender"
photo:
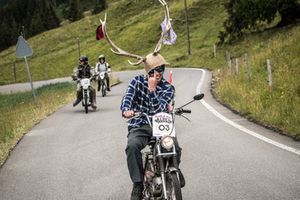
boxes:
[167,166,178,173]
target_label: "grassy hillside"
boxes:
[0,0,299,138]
[0,0,226,85]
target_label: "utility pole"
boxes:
[184,0,191,55]
[77,37,81,59]
[22,26,25,39]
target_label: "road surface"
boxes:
[0,68,299,200]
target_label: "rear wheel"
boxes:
[166,172,182,200]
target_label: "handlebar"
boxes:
[174,108,191,115]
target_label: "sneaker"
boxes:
[130,182,143,200]
[178,169,185,188]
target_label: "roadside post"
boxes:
[15,35,36,100]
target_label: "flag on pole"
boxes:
[96,24,105,40]
[160,17,177,45]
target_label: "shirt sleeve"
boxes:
[148,84,175,113]
[120,77,138,113]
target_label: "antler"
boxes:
[99,13,145,65]
[153,0,171,54]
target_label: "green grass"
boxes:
[0,0,226,85]
[0,76,119,165]
[0,82,75,165]
[213,25,300,140]
[0,0,299,139]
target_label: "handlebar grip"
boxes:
[181,109,191,113]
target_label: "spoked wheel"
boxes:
[166,172,182,200]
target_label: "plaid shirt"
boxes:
[120,74,175,129]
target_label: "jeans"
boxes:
[125,125,182,183]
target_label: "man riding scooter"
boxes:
[72,55,97,109]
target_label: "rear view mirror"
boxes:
[193,93,204,101]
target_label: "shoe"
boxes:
[107,87,111,91]
[130,182,143,200]
[178,169,185,188]
[73,91,82,107]
[91,103,97,109]
[73,99,81,107]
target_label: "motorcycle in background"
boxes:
[80,77,95,113]
[96,71,107,97]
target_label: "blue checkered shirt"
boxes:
[120,74,175,130]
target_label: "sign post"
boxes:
[15,36,36,100]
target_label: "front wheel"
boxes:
[84,94,88,114]
[166,172,182,200]
[101,81,106,97]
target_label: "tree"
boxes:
[220,0,300,43]
[92,0,106,14]
[65,0,82,22]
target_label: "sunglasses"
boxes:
[148,65,165,76]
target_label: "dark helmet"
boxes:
[79,55,88,64]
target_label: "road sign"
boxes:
[15,35,36,100]
[16,36,33,58]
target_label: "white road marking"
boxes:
[193,68,300,156]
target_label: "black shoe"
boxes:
[178,169,185,188]
[130,182,143,200]
[107,87,111,91]
[73,99,81,107]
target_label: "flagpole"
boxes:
[184,0,191,55]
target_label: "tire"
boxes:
[84,94,88,114]
[166,172,182,200]
[102,81,106,97]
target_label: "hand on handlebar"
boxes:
[123,110,135,118]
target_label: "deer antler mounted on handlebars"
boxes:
[98,0,174,71]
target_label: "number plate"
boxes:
[152,112,175,137]
[81,78,90,89]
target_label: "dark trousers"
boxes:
[125,125,182,183]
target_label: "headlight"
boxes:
[161,136,174,150]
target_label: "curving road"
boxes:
[0,68,299,200]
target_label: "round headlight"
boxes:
[161,136,174,150]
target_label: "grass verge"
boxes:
[0,77,119,166]
[0,82,75,166]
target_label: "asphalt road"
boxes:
[0,68,299,200]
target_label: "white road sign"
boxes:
[16,36,33,58]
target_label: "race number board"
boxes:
[153,112,175,137]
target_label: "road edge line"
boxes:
[194,68,300,156]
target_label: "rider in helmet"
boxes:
[72,55,97,109]
[95,54,111,92]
